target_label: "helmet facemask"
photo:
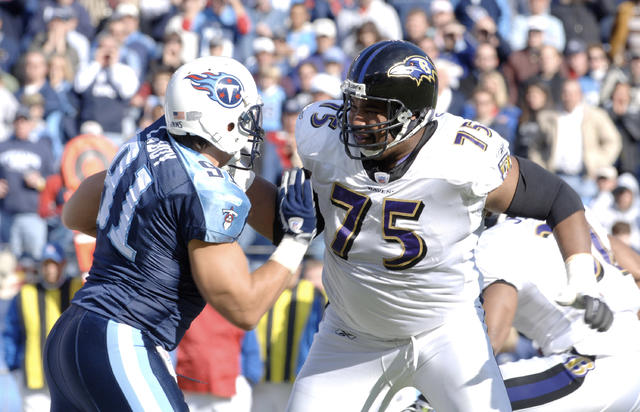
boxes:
[231,103,264,170]
[339,80,433,160]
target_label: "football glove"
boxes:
[575,295,614,332]
[278,168,316,245]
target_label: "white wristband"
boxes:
[559,253,599,304]
[268,235,309,273]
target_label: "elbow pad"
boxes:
[505,156,584,228]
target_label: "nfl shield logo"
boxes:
[288,217,304,234]
[374,172,390,184]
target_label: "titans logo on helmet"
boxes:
[387,56,436,86]
[185,72,244,108]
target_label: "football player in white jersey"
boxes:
[284,40,610,412]
[475,214,640,411]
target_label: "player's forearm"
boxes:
[482,282,518,354]
[552,211,591,260]
[245,176,277,241]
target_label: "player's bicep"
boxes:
[482,281,519,354]
[62,170,106,237]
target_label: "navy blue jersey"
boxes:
[72,117,251,350]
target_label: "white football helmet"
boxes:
[164,56,263,165]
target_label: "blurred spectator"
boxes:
[266,99,304,174]
[335,0,402,43]
[470,15,512,63]
[323,47,347,80]
[403,8,433,44]
[247,0,288,42]
[509,0,566,52]
[300,18,345,76]
[592,172,640,251]
[0,13,20,73]
[0,107,54,261]
[600,51,640,111]
[342,21,384,60]
[459,42,501,98]
[162,0,207,63]
[533,44,568,107]
[3,242,82,412]
[149,31,185,73]
[108,3,157,83]
[251,259,325,412]
[605,81,640,178]
[289,60,317,105]
[283,3,316,67]
[198,0,252,61]
[434,58,466,116]
[388,0,430,36]
[454,0,512,42]
[582,43,610,105]
[19,93,60,161]
[438,21,474,74]
[513,81,552,156]
[48,53,80,143]
[530,78,622,201]
[611,220,634,247]
[430,0,457,44]
[416,35,440,61]
[609,0,640,66]
[73,32,139,145]
[15,50,63,120]
[25,1,94,50]
[30,5,81,72]
[177,304,254,412]
[589,165,619,211]
[503,19,545,105]
[257,65,286,133]
[0,76,18,142]
[551,0,601,48]
[247,36,276,75]
[0,248,20,411]
[309,72,341,101]
[469,87,518,149]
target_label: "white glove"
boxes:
[556,253,600,307]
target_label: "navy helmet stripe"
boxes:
[357,41,394,83]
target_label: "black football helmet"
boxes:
[339,40,438,159]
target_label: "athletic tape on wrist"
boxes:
[269,236,308,273]
[565,253,599,294]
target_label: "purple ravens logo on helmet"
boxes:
[185,72,244,108]
[387,56,436,86]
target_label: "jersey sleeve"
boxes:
[463,124,512,198]
[295,100,342,173]
[173,141,250,244]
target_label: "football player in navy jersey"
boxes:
[43,56,316,412]
[284,40,610,412]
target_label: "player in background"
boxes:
[476,213,640,411]
[285,40,608,412]
[43,56,316,411]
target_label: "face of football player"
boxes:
[347,97,391,149]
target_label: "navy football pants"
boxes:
[44,305,188,412]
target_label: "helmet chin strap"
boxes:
[362,108,434,157]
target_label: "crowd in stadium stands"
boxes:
[0,0,639,410]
